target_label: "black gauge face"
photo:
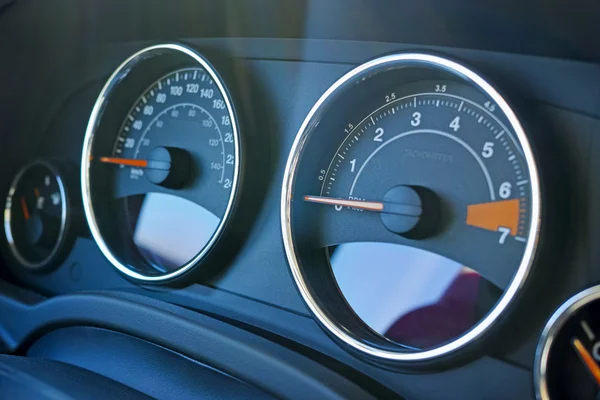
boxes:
[282,54,541,363]
[82,44,240,282]
[536,287,600,400]
[4,161,68,269]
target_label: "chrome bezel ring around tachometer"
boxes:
[534,286,600,400]
[281,53,542,363]
[4,160,69,270]
[81,43,241,282]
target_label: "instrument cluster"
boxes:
[1,39,598,399]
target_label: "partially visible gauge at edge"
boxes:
[82,44,241,282]
[535,286,600,400]
[281,53,542,364]
[3,160,70,270]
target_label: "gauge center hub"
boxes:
[145,146,192,189]
[380,185,440,239]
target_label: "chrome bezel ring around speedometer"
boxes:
[82,43,241,282]
[281,53,542,363]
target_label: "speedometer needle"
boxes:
[99,157,149,168]
[572,337,600,386]
[99,157,171,171]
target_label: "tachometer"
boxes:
[82,44,241,282]
[281,53,541,364]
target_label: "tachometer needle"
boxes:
[99,157,149,168]
[303,195,421,217]
[20,197,30,221]
[572,337,600,386]
[304,195,384,211]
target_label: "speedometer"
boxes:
[281,53,542,364]
[82,44,241,282]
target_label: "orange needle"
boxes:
[572,337,600,386]
[34,188,40,198]
[303,195,384,212]
[99,157,148,168]
[20,197,30,221]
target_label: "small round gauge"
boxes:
[535,286,600,400]
[82,44,241,282]
[3,160,69,270]
[281,53,542,364]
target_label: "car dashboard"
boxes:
[1,1,600,399]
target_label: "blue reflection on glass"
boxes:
[132,192,220,270]
[330,242,483,349]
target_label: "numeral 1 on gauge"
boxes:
[350,159,357,173]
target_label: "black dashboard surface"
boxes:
[1,1,600,399]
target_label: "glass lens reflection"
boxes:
[127,192,220,271]
[330,242,500,349]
